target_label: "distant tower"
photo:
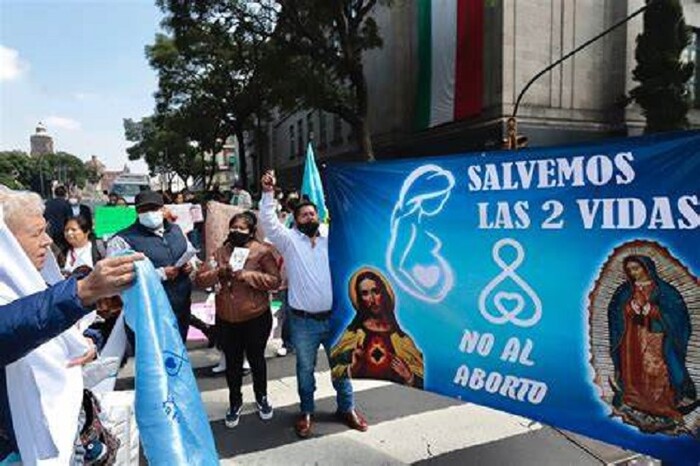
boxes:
[30,122,54,157]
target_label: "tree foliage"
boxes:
[86,164,103,185]
[147,0,388,178]
[0,150,88,193]
[630,0,694,133]
[124,115,205,189]
[0,150,34,189]
[146,0,280,187]
[271,0,388,160]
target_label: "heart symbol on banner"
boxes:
[494,292,525,318]
[412,264,441,289]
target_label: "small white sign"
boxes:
[229,247,250,272]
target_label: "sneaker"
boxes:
[256,396,274,421]
[225,405,242,428]
[242,358,251,376]
[212,351,226,374]
[276,347,288,357]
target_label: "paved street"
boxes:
[117,333,652,466]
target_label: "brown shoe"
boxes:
[336,409,368,432]
[295,413,313,438]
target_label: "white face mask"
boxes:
[68,197,78,205]
[138,211,164,229]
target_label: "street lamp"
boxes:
[509,1,653,149]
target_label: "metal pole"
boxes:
[512,2,652,119]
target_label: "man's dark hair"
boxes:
[54,185,67,197]
[293,200,317,221]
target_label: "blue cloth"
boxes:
[608,255,695,404]
[117,221,192,320]
[0,277,89,461]
[301,143,328,221]
[0,451,19,465]
[288,312,353,413]
[121,253,218,466]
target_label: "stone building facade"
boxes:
[261,0,700,185]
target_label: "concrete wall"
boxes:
[502,0,629,133]
[265,0,700,179]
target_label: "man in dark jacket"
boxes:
[44,185,72,249]
[108,190,195,341]
[67,191,93,231]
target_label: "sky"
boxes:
[0,0,164,172]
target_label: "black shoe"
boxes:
[256,396,274,421]
[225,405,242,428]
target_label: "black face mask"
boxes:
[227,231,251,247]
[297,221,320,238]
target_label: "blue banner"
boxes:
[326,131,700,464]
[121,255,219,466]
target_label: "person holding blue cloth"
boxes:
[0,185,141,464]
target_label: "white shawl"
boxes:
[0,207,88,465]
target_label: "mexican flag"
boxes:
[416,0,484,129]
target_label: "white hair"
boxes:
[0,184,45,232]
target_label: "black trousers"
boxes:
[219,310,272,408]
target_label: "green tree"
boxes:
[0,150,88,193]
[270,0,389,161]
[630,0,694,133]
[85,162,103,185]
[51,152,89,188]
[0,150,33,189]
[124,115,205,189]
[149,1,278,187]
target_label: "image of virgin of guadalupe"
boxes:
[608,254,698,433]
[331,268,424,388]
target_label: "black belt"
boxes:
[291,308,331,321]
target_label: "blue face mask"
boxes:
[138,211,164,230]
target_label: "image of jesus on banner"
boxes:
[332,268,424,389]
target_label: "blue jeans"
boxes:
[289,312,354,414]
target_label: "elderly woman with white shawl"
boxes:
[0,186,141,465]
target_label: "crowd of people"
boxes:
[0,171,368,464]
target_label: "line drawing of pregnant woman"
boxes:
[386,164,455,303]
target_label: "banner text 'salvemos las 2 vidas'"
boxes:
[325,131,700,464]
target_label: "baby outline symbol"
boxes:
[478,238,542,327]
[386,164,456,303]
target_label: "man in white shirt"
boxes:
[259,171,368,438]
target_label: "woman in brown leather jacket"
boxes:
[195,212,280,428]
